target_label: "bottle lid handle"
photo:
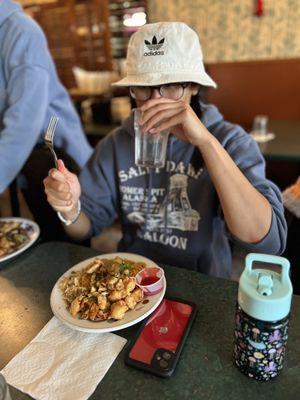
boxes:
[245,253,290,283]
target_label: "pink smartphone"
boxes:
[125,297,197,377]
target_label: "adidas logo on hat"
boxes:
[144,35,165,56]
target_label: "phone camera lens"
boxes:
[159,359,169,369]
[162,352,172,360]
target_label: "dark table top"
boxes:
[0,242,300,400]
[258,120,300,161]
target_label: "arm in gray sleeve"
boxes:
[0,26,50,193]
[79,136,119,236]
[222,124,287,254]
[0,65,49,193]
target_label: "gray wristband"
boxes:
[57,200,81,226]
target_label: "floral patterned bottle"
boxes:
[234,253,293,381]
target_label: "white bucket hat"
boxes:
[113,21,217,88]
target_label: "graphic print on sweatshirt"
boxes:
[119,162,202,250]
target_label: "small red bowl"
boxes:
[135,266,164,295]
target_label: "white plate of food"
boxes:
[0,217,40,263]
[50,252,166,333]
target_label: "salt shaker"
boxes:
[233,253,293,381]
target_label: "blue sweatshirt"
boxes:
[80,102,287,278]
[0,0,92,193]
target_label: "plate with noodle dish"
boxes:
[50,252,166,333]
[0,217,40,263]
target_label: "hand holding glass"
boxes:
[134,108,169,169]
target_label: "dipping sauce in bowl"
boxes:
[135,266,164,295]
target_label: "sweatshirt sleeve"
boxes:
[79,134,119,236]
[217,122,287,254]
[0,28,50,193]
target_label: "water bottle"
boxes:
[233,253,293,381]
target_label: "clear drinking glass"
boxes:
[0,374,11,400]
[252,115,269,138]
[134,108,169,168]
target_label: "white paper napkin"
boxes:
[1,317,127,400]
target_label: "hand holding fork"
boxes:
[44,116,59,169]
[43,116,82,223]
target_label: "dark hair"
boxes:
[190,84,208,118]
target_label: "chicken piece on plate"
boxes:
[108,289,127,302]
[109,262,121,276]
[123,277,136,294]
[86,258,103,274]
[70,296,82,317]
[110,300,129,320]
[131,287,144,303]
[107,277,118,290]
[124,294,137,310]
[97,294,109,310]
[115,278,125,291]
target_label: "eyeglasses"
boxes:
[129,83,190,101]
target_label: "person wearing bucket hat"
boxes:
[44,22,287,278]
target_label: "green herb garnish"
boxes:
[119,261,133,274]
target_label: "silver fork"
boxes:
[44,116,59,168]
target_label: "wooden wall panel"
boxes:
[206,59,300,130]
[24,0,112,89]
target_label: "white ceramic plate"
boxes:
[0,217,40,263]
[50,252,166,333]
